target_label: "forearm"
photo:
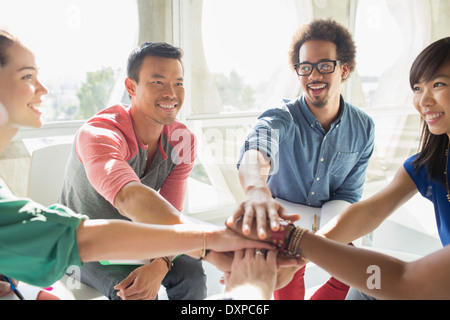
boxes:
[76,220,206,262]
[238,150,271,193]
[298,231,450,300]
[114,181,183,225]
[319,168,418,244]
[77,219,273,264]
[318,200,384,244]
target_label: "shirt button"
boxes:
[311,191,315,195]
[316,177,320,181]
[320,158,324,162]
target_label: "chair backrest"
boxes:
[27,143,73,207]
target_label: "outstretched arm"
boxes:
[318,166,418,244]
[228,216,450,300]
[299,232,450,300]
[76,219,274,263]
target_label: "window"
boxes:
[0,0,138,196]
[0,0,138,123]
[180,0,446,226]
[200,0,305,114]
[1,0,448,230]
[182,0,311,216]
[354,0,427,182]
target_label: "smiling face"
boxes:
[0,42,48,128]
[298,40,349,111]
[413,62,450,139]
[126,55,184,130]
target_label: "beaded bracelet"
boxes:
[287,227,308,257]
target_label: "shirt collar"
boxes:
[293,94,346,128]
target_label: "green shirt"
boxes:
[0,185,87,287]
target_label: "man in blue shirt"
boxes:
[227,19,375,300]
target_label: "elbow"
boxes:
[76,219,120,262]
[113,181,148,219]
[76,220,95,262]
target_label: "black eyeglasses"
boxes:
[294,60,341,76]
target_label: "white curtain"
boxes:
[361,0,433,169]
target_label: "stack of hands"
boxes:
[221,199,307,300]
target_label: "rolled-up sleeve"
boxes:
[237,108,289,174]
[0,190,87,288]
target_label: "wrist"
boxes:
[199,230,211,260]
[151,257,172,272]
[269,221,308,257]
[244,183,271,196]
[286,227,308,257]
[270,219,295,252]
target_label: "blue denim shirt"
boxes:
[238,95,375,207]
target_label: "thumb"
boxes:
[0,281,11,297]
[114,274,135,290]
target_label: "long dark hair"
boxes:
[410,37,450,183]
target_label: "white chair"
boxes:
[27,142,106,300]
[27,142,73,206]
[58,275,107,300]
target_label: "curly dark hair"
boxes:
[288,19,356,75]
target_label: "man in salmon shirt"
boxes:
[59,42,208,300]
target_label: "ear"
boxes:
[125,77,137,97]
[341,63,350,80]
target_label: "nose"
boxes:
[36,78,49,96]
[162,84,177,100]
[419,87,435,108]
[308,65,323,81]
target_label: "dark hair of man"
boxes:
[288,19,356,77]
[410,37,450,183]
[0,30,19,67]
[127,42,184,83]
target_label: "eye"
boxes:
[433,81,447,88]
[301,65,311,72]
[318,63,333,72]
[412,84,422,92]
[21,74,33,80]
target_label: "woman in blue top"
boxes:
[317,37,450,250]
[313,36,450,299]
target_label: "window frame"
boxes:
[13,0,425,222]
